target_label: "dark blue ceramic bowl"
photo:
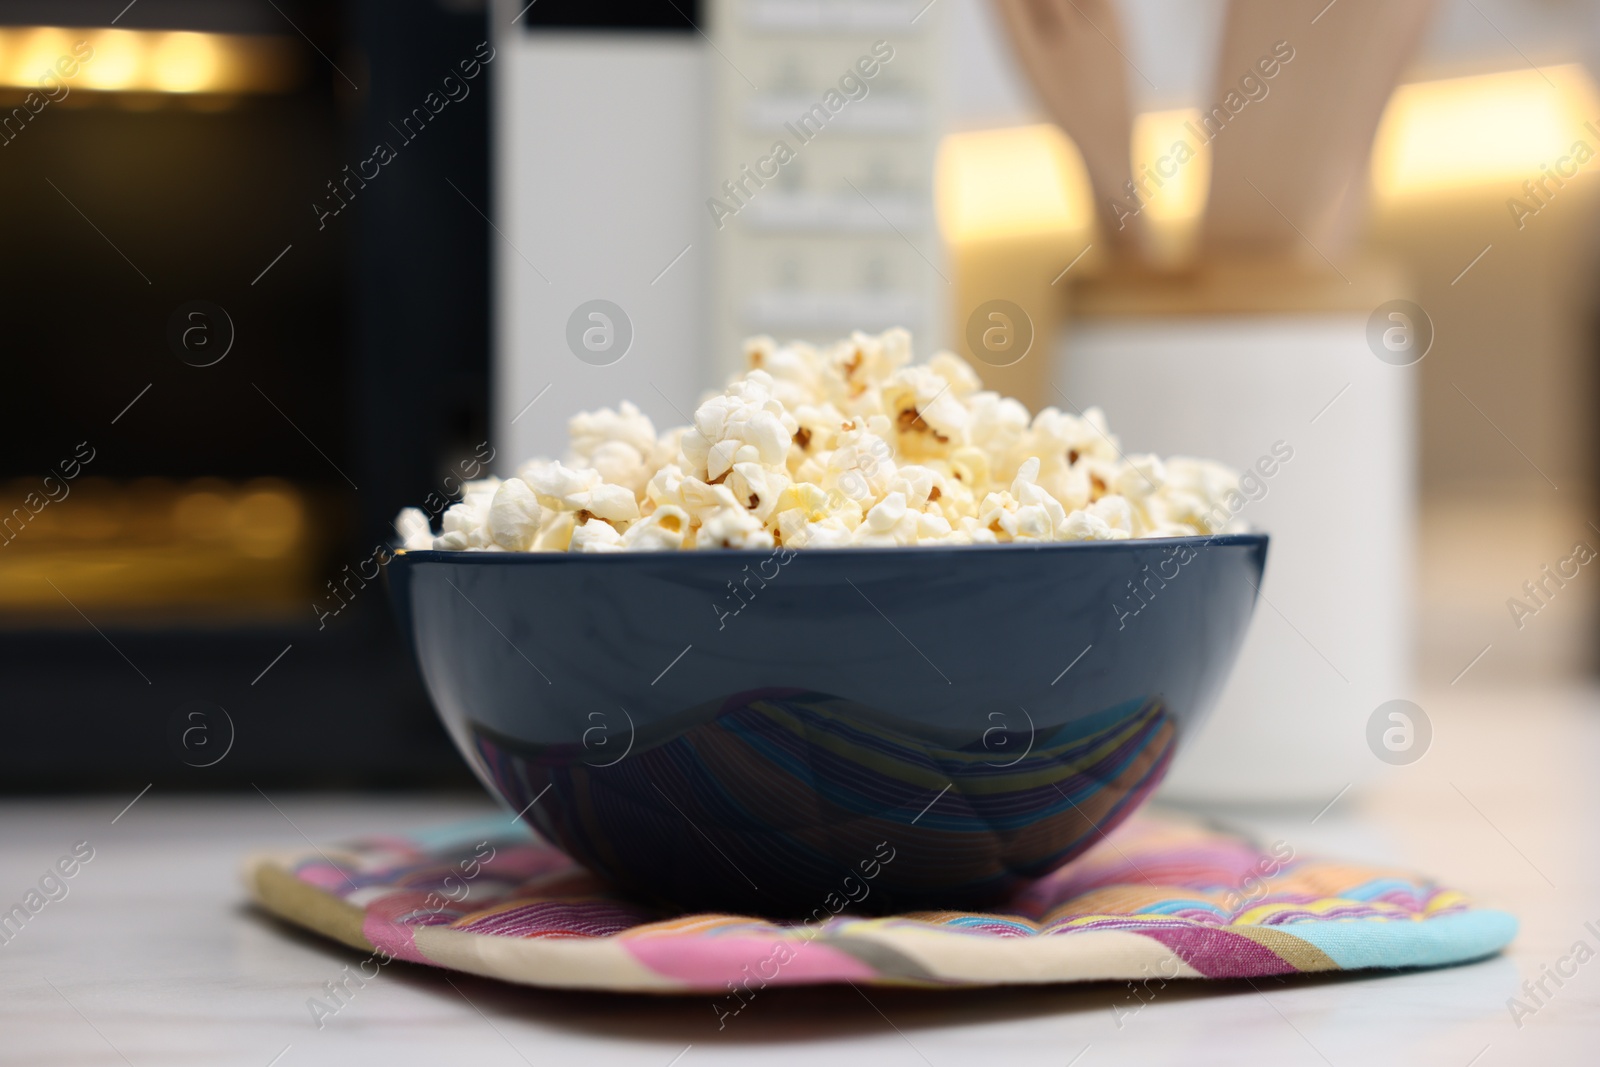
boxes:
[389,535,1266,915]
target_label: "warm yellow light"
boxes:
[936,119,1208,266]
[232,487,304,560]
[936,124,1095,245]
[7,26,73,89]
[79,29,144,91]
[1130,107,1210,266]
[172,490,232,541]
[1372,64,1600,204]
[1131,108,1210,225]
[150,32,217,93]
[0,26,295,95]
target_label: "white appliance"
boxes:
[491,0,947,466]
[705,0,948,379]
[490,0,711,464]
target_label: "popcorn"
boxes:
[681,371,795,483]
[571,517,624,553]
[567,402,658,497]
[396,329,1246,554]
[436,477,502,550]
[1009,458,1070,539]
[520,460,600,511]
[567,400,657,462]
[582,482,641,526]
[927,351,984,398]
[519,460,637,526]
[822,416,898,506]
[728,462,789,522]
[834,327,914,396]
[1086,495,1136,538]
[622,506,690,551]
[864,492,909,535]
[883,364,968,459]
[1159,457,1249,535]
[487,478,542,551]
[395,507,434,552]
[696,505,775,551]
[1059,508,1122,541]
[584,441,654,498]
[533,511,577,553]
[966,393,1031,474]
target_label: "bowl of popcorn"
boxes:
[389,329,1267,914]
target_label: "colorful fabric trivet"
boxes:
[244,811,1516,993]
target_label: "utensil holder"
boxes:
[1059,260,1416,803]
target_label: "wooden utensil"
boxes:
[1201,0,1437,260]
[993,0,1142,252]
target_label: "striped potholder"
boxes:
[245,811,1515,994]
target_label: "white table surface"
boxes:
[2,682,1596,1067]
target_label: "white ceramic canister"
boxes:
[1058,264,1418,803]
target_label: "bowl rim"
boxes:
[390,531,1269,566]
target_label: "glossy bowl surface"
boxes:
[389,535,1267,915]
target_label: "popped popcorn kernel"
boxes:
[487,478,542,551]
[521,461,601,512]
[567,401,656,468]
[396,507,434,552]
[622,505,690,551]
[571,517,625,553]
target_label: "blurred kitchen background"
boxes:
[2,0,1596,795]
